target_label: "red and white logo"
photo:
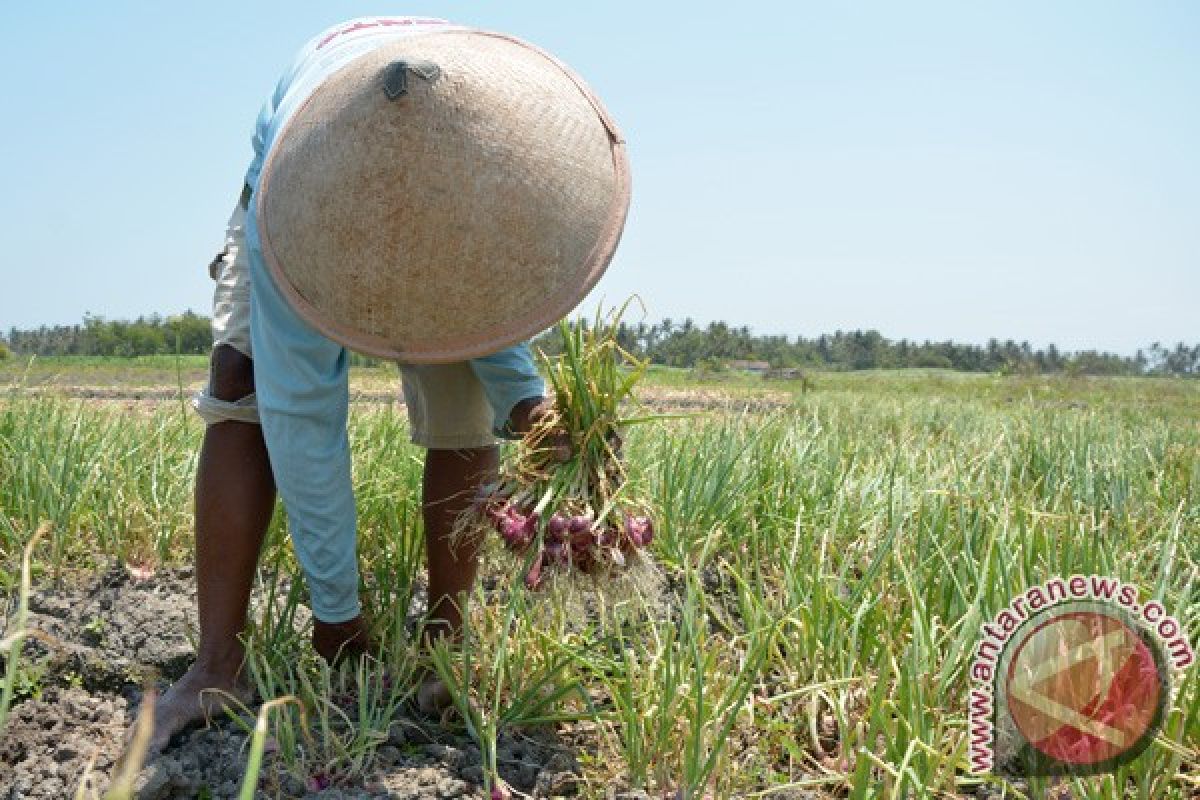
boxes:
[1004,609,1162,768]
[968,576,1193,777]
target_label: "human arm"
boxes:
[243,82,360,623]
[470,343,573,460]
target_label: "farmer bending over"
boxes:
[138,16,629,752]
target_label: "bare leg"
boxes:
[137,345,374,751]
[421,446,498,638]
[416,447,497,712]
[140,346,275,752]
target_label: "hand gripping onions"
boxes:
[461,305,658,590]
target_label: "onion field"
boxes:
[0,361,1196,798]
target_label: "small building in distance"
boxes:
[725,359,771,374]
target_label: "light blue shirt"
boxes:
[243,17,545,622]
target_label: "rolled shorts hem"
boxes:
[212,336,252,359]
[409,430,498,450]
[193,391,261,425]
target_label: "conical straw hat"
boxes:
[256,30,631,363]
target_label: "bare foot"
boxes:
[312,614,376,665]
[415,671,453,716]
[130,663,252,756]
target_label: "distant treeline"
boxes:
[537,320,1199,377]
[3,313,1198,376]
[3,313,213,360]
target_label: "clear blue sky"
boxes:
[1,2,1196,354]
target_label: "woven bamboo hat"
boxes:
[255,30,631,363]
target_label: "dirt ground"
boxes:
[8,383,794,416]
[0,567,588,799]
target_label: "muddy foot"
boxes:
[127,664,252,756]
[416,672,453,717]
[312,613,376,665]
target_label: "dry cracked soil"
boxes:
[0,567,586,799]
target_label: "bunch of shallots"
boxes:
[467,305,657,589]
[483,497,654,589]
